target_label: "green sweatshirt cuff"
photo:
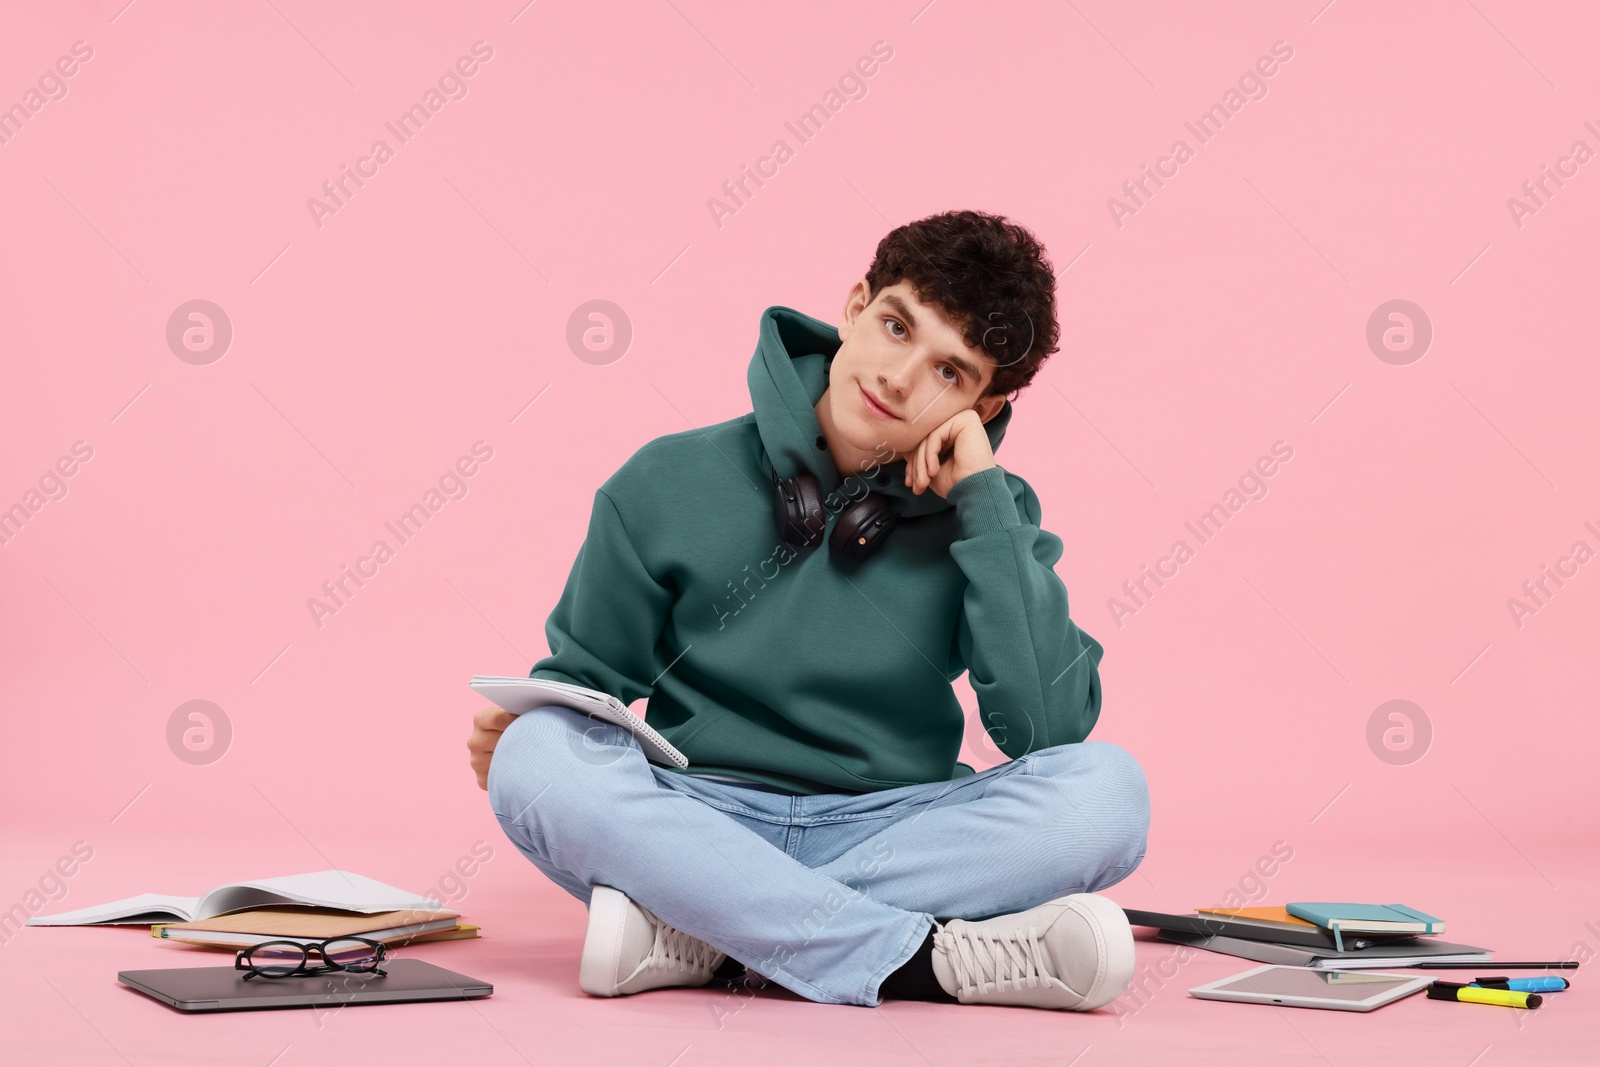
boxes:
[948,465,1022,539]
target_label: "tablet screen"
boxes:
[1210,967,1416,1002]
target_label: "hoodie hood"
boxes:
[748,305,1014,519]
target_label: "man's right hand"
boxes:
[468,706,516,790]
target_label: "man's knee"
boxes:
[487,705,633,825]
[1029,741,1150,869]
[1083,740,1149,814]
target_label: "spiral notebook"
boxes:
[469,675,688,769]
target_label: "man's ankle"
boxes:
[711,955,747,983]
[877,925,958,1004]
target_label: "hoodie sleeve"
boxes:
[527,488,673,705]
[946,465,1104,757]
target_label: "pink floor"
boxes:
[5,833,1594,1066]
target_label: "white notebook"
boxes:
[470,675,688,769]
[27,870,443,927]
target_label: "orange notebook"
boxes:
[151,906,461,949]
[1196,906,1318,929]
[396,922,481,946]
[154,921,481,951]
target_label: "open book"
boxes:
[26,870,443,927]
[470,675,688,769]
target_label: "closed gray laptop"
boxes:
[118,959,492,1012]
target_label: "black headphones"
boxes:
[771,463,901,563]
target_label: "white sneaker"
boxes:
[578,884,729,997]
[929,893,1135,1010]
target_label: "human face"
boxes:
[818,280,1004,472]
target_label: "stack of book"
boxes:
[1124,903,1493,969]
[27,869,483,953]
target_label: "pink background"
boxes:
[2,1,1596,1063]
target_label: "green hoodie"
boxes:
[529,306,1105,795]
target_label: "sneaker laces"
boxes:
[934,921,1053,997]
[643,908,721,973]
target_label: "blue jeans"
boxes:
[487,705,1150,1007]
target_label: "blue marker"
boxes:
[1471,976,1569,993]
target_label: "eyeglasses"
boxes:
[234,937,389,982]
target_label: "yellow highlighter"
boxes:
[1427,981,1543,1009]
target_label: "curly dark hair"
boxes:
[863,210,1060,399]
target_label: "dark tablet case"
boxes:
[1122,908,1414,951]
[117,958,492,1012]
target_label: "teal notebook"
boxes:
[1286,903,1446,952]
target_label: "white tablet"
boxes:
[1189,965,1430,1012]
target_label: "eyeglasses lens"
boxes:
[246,943,308,977]
[323,938,381,970]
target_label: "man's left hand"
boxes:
[904,409,996,499]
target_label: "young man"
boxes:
[469,210,1150,1011]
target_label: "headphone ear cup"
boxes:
[830,492,899,562]
[775,473,825,547]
